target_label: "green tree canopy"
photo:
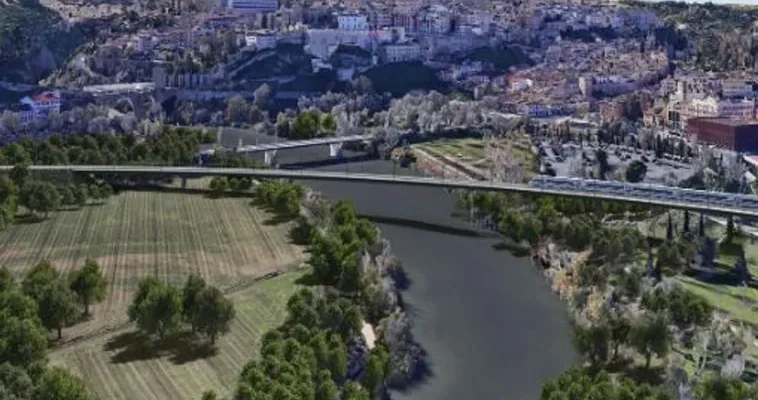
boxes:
[38,280,79,339]
[182,274,206,333]
[128,278,183,340]
[194,286,235,345]
[22,261,58,302]
[33,367,92,400]
[69,259,107,317]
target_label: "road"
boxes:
[7,165,758,218]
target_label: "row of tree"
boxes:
[208,176,254,197]
[0,125,215,167]
[0,265,96,399]
[128,274,235,345]
[16,259,107,340]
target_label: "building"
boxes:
[245,32,278,49]
[416,5,451,34]
[381,43,421,63]
[688,117,758,152]
[686,97,755,121]
[20,91,61,119]
[721,79,752,99]
[226,0,278,13]
[337,13,369,31]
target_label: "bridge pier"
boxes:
[181,177,187,189]
[329,143,343,158]
[264,150,278,166]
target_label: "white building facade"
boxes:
[337,14,369,31]
[227,0,278,13]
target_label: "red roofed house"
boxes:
[19,90,61,120]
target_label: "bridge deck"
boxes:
[5,165,758,218]
[235,134,371,153]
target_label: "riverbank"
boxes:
[270,148,576,400]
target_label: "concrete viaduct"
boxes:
[6,165,758,219]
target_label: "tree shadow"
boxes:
[13,213,45,225]
[359,214,494,239]
[620,365,666,386]
[685,263,756,288]
[294,272,322,286]
[263,213,296,226]
[105,330,218,365]
[491,241,530,257]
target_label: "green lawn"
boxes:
[50,271,303,400]
[0,191,304,340]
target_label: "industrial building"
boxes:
[687,117,758,153]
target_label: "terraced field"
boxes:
[50,271,302,400]
[0,191,305,340]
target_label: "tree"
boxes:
[540,367,671,400]
[735,245,751,285]
[209,177,229,197]
[361,346,389,395]
[0,267,14,293]
[326,335,347,381]
[606,313,631,360]
[0,362,34,399]
[253,83,272,110]
[38,280,79,339]
[69,259,107,317]
[200,390,219,400]
[182,274,206,333]
[726,215,736,244]
[194,286,235,344]
[629,314,670,369]
[625,160,648,183]
[683,210,690,234]
[19,181,60,217]
[22,261,58,302]
[75,184,88,207]
[33,367,92,400]
[9,164,29,189]
[0,315,47,369]
[226,95,250,124]
[696,374,758,400]
[343,382,370,400]
[59,186,75,209]
[129,279,183,340]
[572,322,610,365]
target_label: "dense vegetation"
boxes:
[628,0,758,71]
[455,188,757,398]
[128,274,235,345]
[0,0,86,82]
[0,258,112,399]
[218,180,415,400]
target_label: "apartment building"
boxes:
[721,79,753,99]
[226,0,278,13]
[380,43,421,63]
[686,97,755,121]
[338,13,369,31]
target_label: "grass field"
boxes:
[50,271,302,400]
[414,137,536,169]
[0,191,305,340]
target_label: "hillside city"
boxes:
[5,0,758,399]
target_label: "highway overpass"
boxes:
[6,165,758,218]
[202,134,375,165]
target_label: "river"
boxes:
[221,130,577,399]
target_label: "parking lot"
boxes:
[538,140,696,184]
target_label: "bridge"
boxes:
[7,165,758,218]
[205,134,375,165]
